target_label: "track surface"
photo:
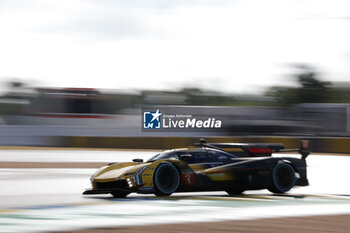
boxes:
[0,150,350,232]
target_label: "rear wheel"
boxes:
[154,162,180,197]
[268,161,296,194]
[111,191,130,198]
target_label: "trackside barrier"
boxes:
[61,136,350,154]
[1,136,349,154]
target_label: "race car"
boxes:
[83,139,310,198]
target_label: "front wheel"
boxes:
[268,161,296,194]
[154,162,180,197]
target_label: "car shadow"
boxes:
[82,192,308,201]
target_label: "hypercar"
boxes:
[83,139,310,198]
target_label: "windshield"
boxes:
[147,151,178,162]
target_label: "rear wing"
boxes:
[209,143,284,156]
[195,138,310,159]
[277,140,310,160]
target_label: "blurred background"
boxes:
[1,0,350,151]
[2,3,350,233]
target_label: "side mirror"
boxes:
[180,154,192,161]
[132,158,144,163]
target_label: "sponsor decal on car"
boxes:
[139,186,155,192]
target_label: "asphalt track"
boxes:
[0,150,350,232]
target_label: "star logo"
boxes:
[151,109,162,122]
[143,109,162,129]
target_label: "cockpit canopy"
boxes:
[147,148,237,164]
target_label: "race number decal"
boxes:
[181,173,195,185]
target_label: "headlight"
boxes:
[127,178,133,187]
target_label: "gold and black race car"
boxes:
[83,139,310,198]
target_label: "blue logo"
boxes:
[143,109,162,129]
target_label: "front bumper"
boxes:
[83,187,133,195]
[83,179,134,195]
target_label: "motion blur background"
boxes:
[1,0,350,151]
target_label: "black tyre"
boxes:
[154,162,180,197]
[111,191,129,198]
[268,161,296,194]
